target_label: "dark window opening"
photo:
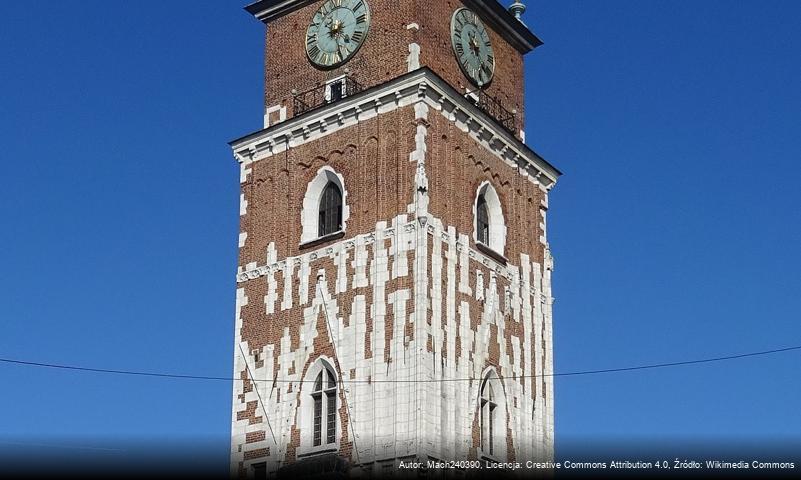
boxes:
[328,81,344,103]
[318,182,343,237]
[477,194,489,245]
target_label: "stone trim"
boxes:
[236,216,541,299]
[230,68,561,189]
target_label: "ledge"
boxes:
[244,0,316,23]
[236,220,541,293]
[476,242,508,266]
[464,0,543,53]
[299,230,346,250]
[296,447,339,459]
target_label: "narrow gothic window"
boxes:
[480,379,498,456]
[311,367,337,447]
[318,182,343,237]
[477,194,490,245]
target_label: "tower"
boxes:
[229,0,561,477]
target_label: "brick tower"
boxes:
[229,0,561,477]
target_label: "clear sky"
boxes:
[1,0,800,470]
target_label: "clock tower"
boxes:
[229,0,561,477]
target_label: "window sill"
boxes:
[297,446,339,459]
[475,242,508,266]
[299,230,345,250]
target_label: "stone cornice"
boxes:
[244,0,316,23]
[243,0,543,53]
[235,219,544,298]
[463,0,543,53]
[230,68,561,189]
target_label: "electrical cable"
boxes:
[1,344,799,384]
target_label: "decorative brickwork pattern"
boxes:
[230,2,558,477]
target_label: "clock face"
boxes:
[305,0,370,69]
[450,8,495,88]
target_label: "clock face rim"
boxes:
[450,7,496,88]
[305,0,371,70]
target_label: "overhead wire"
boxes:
[0,344,799,384]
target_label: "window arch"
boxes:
[478,369,507,459]
[318,182,343,237]
[299,358,340,455]
[301,167,349,244]
[473,182,506,256]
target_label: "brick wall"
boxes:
[261,0,526,133]
[231,100,555,475]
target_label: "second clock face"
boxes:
[451,8,495,88]
[305,0,370,69]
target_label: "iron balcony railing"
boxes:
[465,89,516,134]
[293,76,365,116]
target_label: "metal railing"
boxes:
[465,89,517,134]
[293,76,365,116]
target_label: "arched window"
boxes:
[473,182,506,256]
[476,194,490,245]
[298,358,341,456]
[478,370,507,459]
[311,366,338,446]
[301,167,349,245]
[480,378,498,455]
[318,182,343,237]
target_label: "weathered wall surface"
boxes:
[230,101,554,477]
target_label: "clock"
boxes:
[450,8,495,88]
[305,0,371,69]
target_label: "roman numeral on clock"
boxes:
[306,0,371,67]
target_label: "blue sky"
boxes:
[1,0,800,468]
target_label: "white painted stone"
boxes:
[240,193,248,217]
[407,43,421,71]
[231,143,556,473]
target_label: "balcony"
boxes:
[465,89,517,134]
[292,76,365,117]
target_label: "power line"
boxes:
[0,344,799,384]
[552,344,801,377]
